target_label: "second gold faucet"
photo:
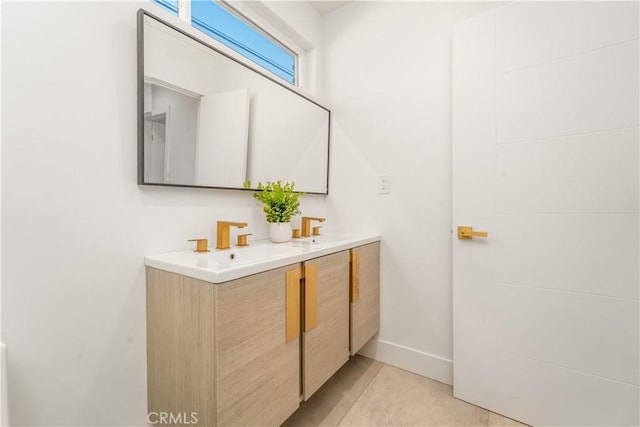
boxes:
[301,216,325,237]
[216,221,248,249]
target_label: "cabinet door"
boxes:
[146,267,217,426]
[350,242,380,355]
[302,251,350,400]
[215,264,301,426]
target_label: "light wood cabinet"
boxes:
[350,242,380,355]
[146,268,217,426]
[146,264,300,427]
[146,242,379,426]
[215,265,300,426]
[301,251,350,400]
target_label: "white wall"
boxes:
[0,0,3,342]
[322,1,502,384]
[1,1,326,425]
[0,1,5,424]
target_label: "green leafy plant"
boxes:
[244,180,304,223]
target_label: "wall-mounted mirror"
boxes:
[137,10,330,194]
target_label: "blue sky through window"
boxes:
[191,1,296,84]
[150,0,296,84]
[152,0,178,15]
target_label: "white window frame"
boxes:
[170,0,304,88]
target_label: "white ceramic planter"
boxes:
[268,222,292,243]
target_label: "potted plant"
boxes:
[245,180,304,243]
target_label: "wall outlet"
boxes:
[378,175,390,194]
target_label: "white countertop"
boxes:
[145,233,381,284]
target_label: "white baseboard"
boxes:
[357,338,453,386]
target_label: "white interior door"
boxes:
[452,3,639,426]
[196,88,250,187]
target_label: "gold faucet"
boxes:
[216,221,248,250]
[301,216,325,237]
[236,233,252,247]
[188,238,210,253]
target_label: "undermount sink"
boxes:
[195,244,302,267]
[286,233,360,247]
[145,233,381,283]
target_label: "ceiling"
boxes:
[306,1,351,16]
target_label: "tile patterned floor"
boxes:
[283,356,528,427]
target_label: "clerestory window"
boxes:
[152,0,297,85]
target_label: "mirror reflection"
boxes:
[138,11,330,193]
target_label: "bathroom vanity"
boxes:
[145,235,380,426]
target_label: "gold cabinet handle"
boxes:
[457,226,488,240]
[304,264,318,332]
[351,250,360,302]
[285,268,301,343]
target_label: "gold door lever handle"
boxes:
[457,226,488,240]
